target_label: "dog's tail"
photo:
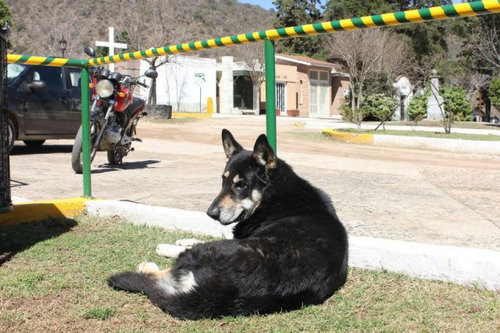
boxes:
[107,271,157,294]
[107,272,297,319]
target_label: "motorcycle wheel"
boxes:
[107,111,133,166]
[71,122,99,174]
[107,147,125,166]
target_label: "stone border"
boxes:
[86,200,500,291]
[322,129,374,144]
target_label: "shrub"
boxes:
[339,104,354,122]
[408,94,427,126]
[489,77,500,110]
[361,93,396,126]
[441,86,472,121]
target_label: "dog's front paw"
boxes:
[175,238,203,248]
[138,262,159,274]
[156,244,187,258]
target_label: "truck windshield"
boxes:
[7,64,27,80]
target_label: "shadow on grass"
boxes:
[0,218,77,266]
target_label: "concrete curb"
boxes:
[85,200,500,290]
[321,128,500,154]
[85,200,234,239]
[350,237,500,290]
[0,197,93,227]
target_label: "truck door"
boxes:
[23,66,72,135]
[67,67,83,133]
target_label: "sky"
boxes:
[239,0,327,10]
[239,0,462,11]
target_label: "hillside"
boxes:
[5,0,275,59]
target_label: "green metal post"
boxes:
[80,67,91,198]
[264,38,277,153]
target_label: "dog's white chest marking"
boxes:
[178,271,198,293]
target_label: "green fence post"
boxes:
[80,67,91,198]
[264,38,277,154]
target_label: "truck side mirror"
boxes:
[29,80,47,92]
[84,46,96,57]
[144,69,158,79]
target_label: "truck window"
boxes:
[68,68,82,88]
[33,67,64,91]
[7,64,26,80]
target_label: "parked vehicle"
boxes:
[7,62,84,150]
[71,46,157,174]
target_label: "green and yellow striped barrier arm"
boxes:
[84,0,500,67]
[7,54,85,67]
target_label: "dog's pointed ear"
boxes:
[222,129,243,159]
[253,134,277,170]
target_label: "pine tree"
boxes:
[273,0,323,57]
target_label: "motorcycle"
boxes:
[71,46,157,174]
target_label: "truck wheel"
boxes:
[23,140,45,148]
[7,119,15,152]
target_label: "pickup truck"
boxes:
[7,63,84,150]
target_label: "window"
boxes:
[7,64,26,80]
[69,68,82,88]
[32,66,64,91]
[309,70,330,117]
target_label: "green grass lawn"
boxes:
[1,216,498,332]
[332,129,500,141]
[388,120,500,130]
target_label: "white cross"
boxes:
[95,27,127,72]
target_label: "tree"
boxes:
[234,43,265,114]
[273,0,323,57]
[0,0,12,27]
[326,29,409,128]
[117,0,179,106]
[463,15,500,70]
[435,86,472,133]
[489,77,500,110]
[325,0,397,19]
[407,94,427,127]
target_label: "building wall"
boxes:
[260,64,298,114]
[261,61,348,118]
[140,56,217,113]
[295,64,333,118]
[331,76,350,118]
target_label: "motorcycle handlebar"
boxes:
[134,80,149,88]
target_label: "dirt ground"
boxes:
[9,115,500,250]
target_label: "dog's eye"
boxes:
[234,181,247,189]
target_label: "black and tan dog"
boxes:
[108,129,349,319]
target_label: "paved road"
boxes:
[9,116,500,250]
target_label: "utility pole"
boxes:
[0,24,11,212]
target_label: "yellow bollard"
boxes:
[207,97,214,115]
